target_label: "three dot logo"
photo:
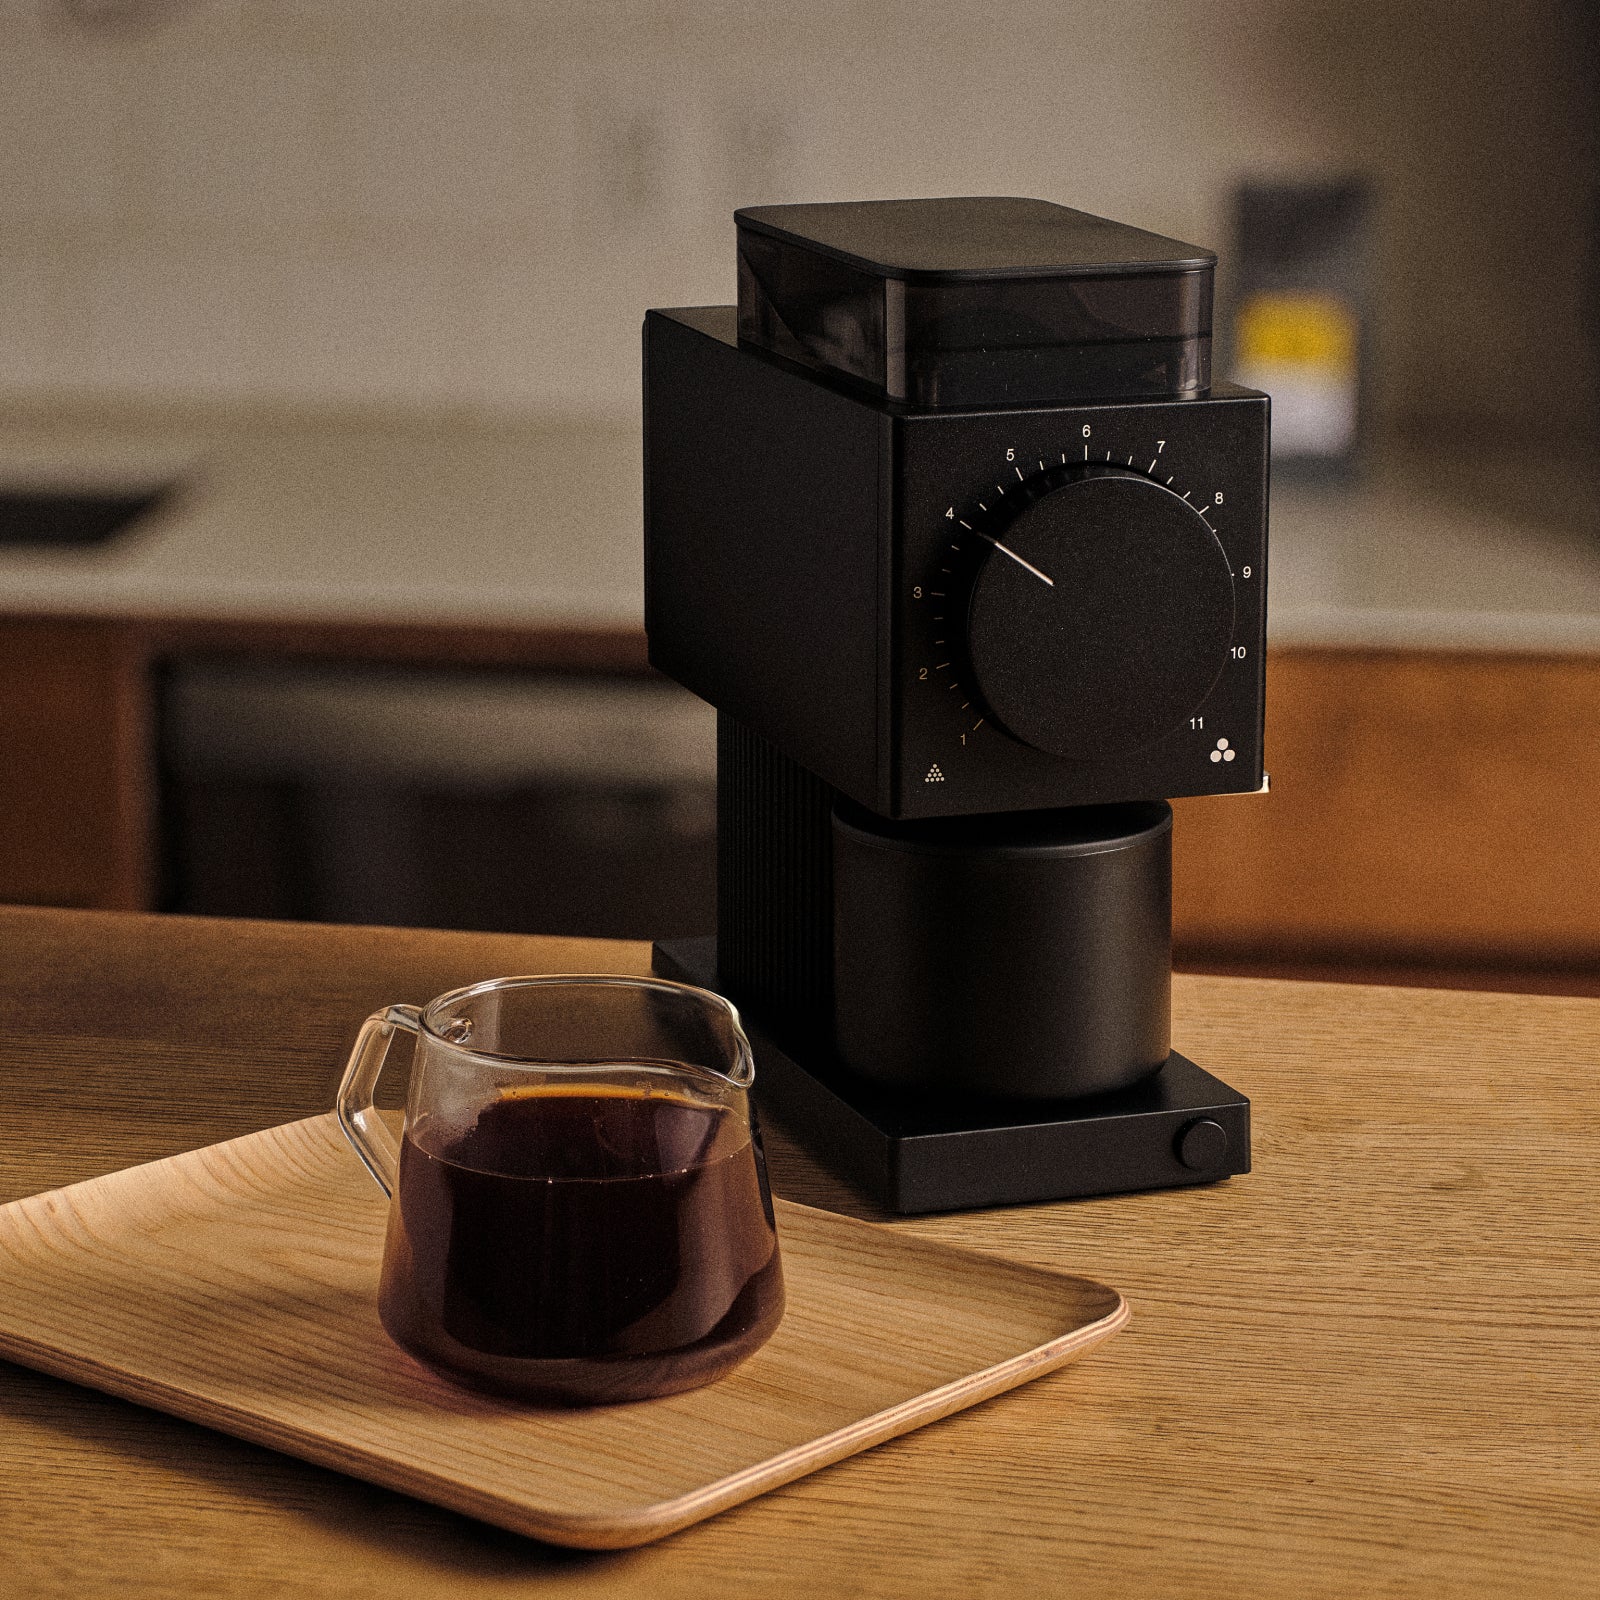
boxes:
[925,763,946,783]
[1210,738,1236,764]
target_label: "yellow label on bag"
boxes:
[1235,292,1357,373]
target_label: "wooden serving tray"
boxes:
[0,1114,1126,1548]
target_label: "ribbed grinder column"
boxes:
[716,715,835,1030]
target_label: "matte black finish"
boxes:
[832,801,1172,1099]
[735,197,1214,407]
[644,307,887,810]
[736,197,1216,278]
[716,715,835,1023]
[643,306,1268,821]
[644,199,1264,1212]
[965,466,1235,757]
[654,937,1250,1214]
[895,393,1267,817]
[1177,1118,1231,1171]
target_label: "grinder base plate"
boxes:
[653,936,1251,1215]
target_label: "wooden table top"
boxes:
[1,905,1594,1598]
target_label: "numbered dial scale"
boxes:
[895,389,1268,817]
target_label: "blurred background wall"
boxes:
[2,0,1595,443]
[4,0,1600,981]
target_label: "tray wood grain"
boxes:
[0,1113,1125,1548]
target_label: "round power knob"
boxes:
[967,468,1235,759]
[1177,1118,1231,1172]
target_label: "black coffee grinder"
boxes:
[648,197,1267,1213]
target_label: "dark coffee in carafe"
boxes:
[378,1086,784,1403]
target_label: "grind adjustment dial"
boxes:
[966,466,1235,758]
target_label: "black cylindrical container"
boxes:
[832,800,1171,1100]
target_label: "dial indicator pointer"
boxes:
[975,528,1054,587]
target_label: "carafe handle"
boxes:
[336,1004,422,1198]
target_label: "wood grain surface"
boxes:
[0,905,1595,1597]
[0,1114,1125,1547]
[1173,645,1600,966]
[0,618,151,911]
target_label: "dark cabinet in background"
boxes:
[4,614,1600,990]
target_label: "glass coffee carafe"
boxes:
[337,974,784,1405]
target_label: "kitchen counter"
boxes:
[0,905,1595,1597]
[0,403,644,629]
[2,402,1599,650]
[1270,437,1600,651]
